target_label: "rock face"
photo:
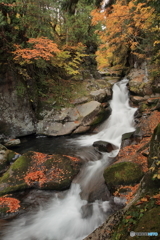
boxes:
[0,151,82,196]
[0,73,36,141]
[37,101,110,136]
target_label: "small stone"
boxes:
[4,139,21,147]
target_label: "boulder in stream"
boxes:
[37,101,110,136]
[0,151,82,196]
[93,141,116,152]
[103,162,143,194]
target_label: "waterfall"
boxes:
[2,79,137,240]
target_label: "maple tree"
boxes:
[13,37,61,64]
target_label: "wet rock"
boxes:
[4,138,21,147]
[73,126,90,134]
[0,151,82,196]
[0,144,18,174]
[81,203,93,218]
[88,183,111,203]
[121,131,135,148]
[103,162,143,194]
[93,141,116,153]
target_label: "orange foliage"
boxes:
[13,37,61,63]
[91,0,154,70]
[153,193,160,205]
[32,152,50,164]
[114,184,140,203]
[117,137,150,173]
[24,171,47,187]
[24,152,80,186]
[0,197,20,213]
[63,155,80,162]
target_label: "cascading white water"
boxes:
[2,79,137,240]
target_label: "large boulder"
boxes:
[103,162,143,193]
[37,101,109,136]
[128,64,152,96]
[0,151,82,196]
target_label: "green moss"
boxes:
[130,86,143,96]
[132,207,160,239]
[139,103,148,113]
[0,172,10,183]
[0,183,27,196]
[111,197,160,240]
[0,153,33,196]
[104,162,143,192]
[11,156,27,171]
[11,153,32,172]
[6,150,16,162]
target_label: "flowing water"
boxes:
[2,79,137,240]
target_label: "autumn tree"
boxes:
[91,0,154,73]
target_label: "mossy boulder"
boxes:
[103,162,143,193]
[0,151,82,196]
[0,144,19,173]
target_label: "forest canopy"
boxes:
[0,0,160,95]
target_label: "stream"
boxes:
[2,78,137,240]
